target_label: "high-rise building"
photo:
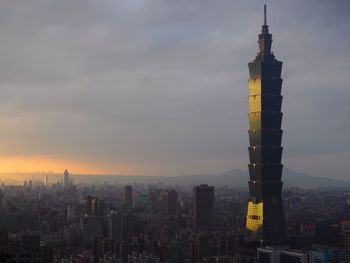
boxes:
[91,198,105,217]
[245,5,285,244]
[107,213,123,241]
[67,205,76,221]
[161,190,178,215]
[193,184,215,231]
[63,169,70,188]
[44,175,49,186]
[124,185,133,210]
[148,191,158,210]
[0,190,3,210]
[86,195,94,214]
[346,232,350,263]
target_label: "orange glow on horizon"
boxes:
[0,156,139,175]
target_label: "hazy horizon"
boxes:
[1,166,350,187]
[0,0,349,179]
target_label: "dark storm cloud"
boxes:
[0,0,349,178]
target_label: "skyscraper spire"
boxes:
[258,4,272,56]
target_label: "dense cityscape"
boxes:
[0,171,349,262]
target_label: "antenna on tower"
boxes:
[264,4,267,26]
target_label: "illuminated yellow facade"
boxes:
[248,78,262,96]
[246,201,263,241]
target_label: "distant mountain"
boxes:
[282,168,350,189]
[1,168,350,189]
[167,168,350,189]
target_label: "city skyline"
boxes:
[0,1,349,179]
[0,3,349,263]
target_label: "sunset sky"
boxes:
[0,0,349,179]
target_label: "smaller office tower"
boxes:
[91,198,105,217]
[124,185,133,210]
[0,190,3,210]
[44,175,49,186]
[67,205,76,221]
[86,195,95,214]
[193,184,215,231]
[161,190,178,215]
[63,169,70,188]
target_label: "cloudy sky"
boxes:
[0,0,349,179]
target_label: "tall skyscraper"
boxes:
[193,184,215,231]
[245,5,285,244]
[124,185,133,210]
[63,169,70,188]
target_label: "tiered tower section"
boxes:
[245,5,285,244]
